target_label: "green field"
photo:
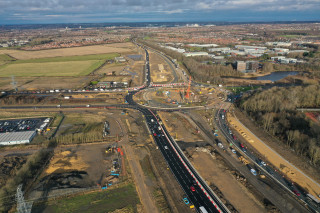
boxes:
[0,54,15,65]
[0,60,103,77]
[0,53,119,77]
[11,53,119,64]
[32,184,139,213]
[0,54,15,62]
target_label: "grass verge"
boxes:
[32,183,139,213]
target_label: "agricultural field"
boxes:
[0,53,119,78]
[0,54,15,66]
[0,43,135,60]
[0,60,103,77]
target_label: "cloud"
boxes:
[0,0,319,24]
[159,9,186,14]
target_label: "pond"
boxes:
[252,71,299,82]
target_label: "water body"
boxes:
[252,71,299,82]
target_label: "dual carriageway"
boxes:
[1,42,320,213]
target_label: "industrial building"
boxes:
[183,52,209,57]
[236,61,246,72]
[161,45,186,53]
[127,55,142,61]
[115,57,126,63]
[271,56,298,64]
[208,47,230,53]
[266,42,292,47]
[272,48,290,53]
[187,44,218,48]
[0,131,36,145]
[246,61,259,72]
[235,45,267,51]
[236,61,259,73]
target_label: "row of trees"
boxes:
[238,85,320,165]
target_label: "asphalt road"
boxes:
[137,107,226,213]
[184,111,310,213]
[214,107,319,212]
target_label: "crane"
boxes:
[185,76,192,99]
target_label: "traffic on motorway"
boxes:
[126,44,229,213]
[215,107,320,212]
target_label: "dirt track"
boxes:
[227,111,320,200]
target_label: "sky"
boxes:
[0,0,320,25]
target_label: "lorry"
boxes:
[199,206,208,213]
[238,156,249,165]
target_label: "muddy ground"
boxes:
[149,52,174,84]
[159,111,282,212]
[0,155,28,189]
[231,108,320,199]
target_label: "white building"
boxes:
[289,50,309,53]
[188,44,219,48]
[266,42,292,47]
[235,45,267,51]
[271,56,286,61]
[208,47,230,52]
[244,49,266,54]
[184,52,209,57]
[0,131,36,145]
[162,45,186,53]
[272,48,290,53]
[229,50,246,56]
[213,56,225,60]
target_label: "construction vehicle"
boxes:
[238,156,250,165]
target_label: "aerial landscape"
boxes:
[0,1,320,213]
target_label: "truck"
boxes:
[238,156,249,165]
[199,206,208,213]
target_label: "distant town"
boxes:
[0,22,319,213]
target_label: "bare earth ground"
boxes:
[190,149,266,213]
[159,111,266,212]
[0,43,135,60]
[95,63,127,75]
[121,109,193,213]
[149,52,173,83]
[159,111,203,142]
[228,108,320,199]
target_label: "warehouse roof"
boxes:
[0,131,36,145]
